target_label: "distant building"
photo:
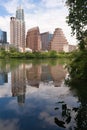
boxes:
[49,28,68,52]
[40,32,53,51]
[10,6,25,52]
[63,44,77,52]
[26,27,42,52]
[0,29,7,44]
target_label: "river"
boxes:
[0,59,87,130]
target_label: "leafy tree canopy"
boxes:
[66,0,87,50]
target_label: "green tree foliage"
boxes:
[9,47,18,52]
[65,0,87,82]
[67,51,87,81]
[66,0,87,50]
[49,50,58,58]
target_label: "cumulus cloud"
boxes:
[0,0,18,15]
[42,0,65,8]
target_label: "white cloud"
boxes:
[0,16,10,42]
[2,0,18,15]
[42,0,65,8]
[22,0,36,10]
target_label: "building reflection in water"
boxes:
[0,73,8,85]
[26,64,41,88]
[11,62,66,105]
[50,64,66,87]
[41,64,52,82]
[11,64,26,106]
[26,63,66,88]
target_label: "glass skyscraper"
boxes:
[0,29,7,43]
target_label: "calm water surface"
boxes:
[0,59,87,130]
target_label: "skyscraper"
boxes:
[16,6,24,21]
[26,27,42,51]
[40,32,53,51]
[10,6,25,52]
[49,28,68,52]
[0,29,7,44]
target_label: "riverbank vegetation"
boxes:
[0,48,72,59]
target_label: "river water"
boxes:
[0,59,87,130]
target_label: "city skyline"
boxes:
[0,0,77,45]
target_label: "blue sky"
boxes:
[0,0,76,44]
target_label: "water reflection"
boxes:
[0,73,8,85]
[26,64,41,88]
[0,59,87,130]
[65,81,87,130]
[11,64,26,105]
[11,61,66,105]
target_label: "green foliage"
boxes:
[0,49,71,59]
[66,0,87,50]
[9,47,18,52]
[24,52,35,58]
[49,50,58,58]
[0,47,5,51]
[67,50,87,81]
[66,0,87,82]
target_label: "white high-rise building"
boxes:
[10,6,25,52]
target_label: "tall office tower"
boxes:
[26,27,42,51]
[40,32,53,51]
[0,29,7,44]
[16,6,24,21]
[10,6,25,52]
[49,28,68,52]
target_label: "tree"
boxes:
[66,0,87,50]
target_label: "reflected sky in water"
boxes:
[0,59,85,130]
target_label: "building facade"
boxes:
[0,29,7,44]
[49,28,68,52]
[26,27,41,51]
[40,32,53,51]
[10,6,25,52]
[16,6,24,21]
[63,44,77,52]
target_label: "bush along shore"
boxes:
[65,50,87,85]
[0,48,73,59]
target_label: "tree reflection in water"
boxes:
[72,81,87,130]
[54,80,87,130]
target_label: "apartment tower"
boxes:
[10,6,25,52]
